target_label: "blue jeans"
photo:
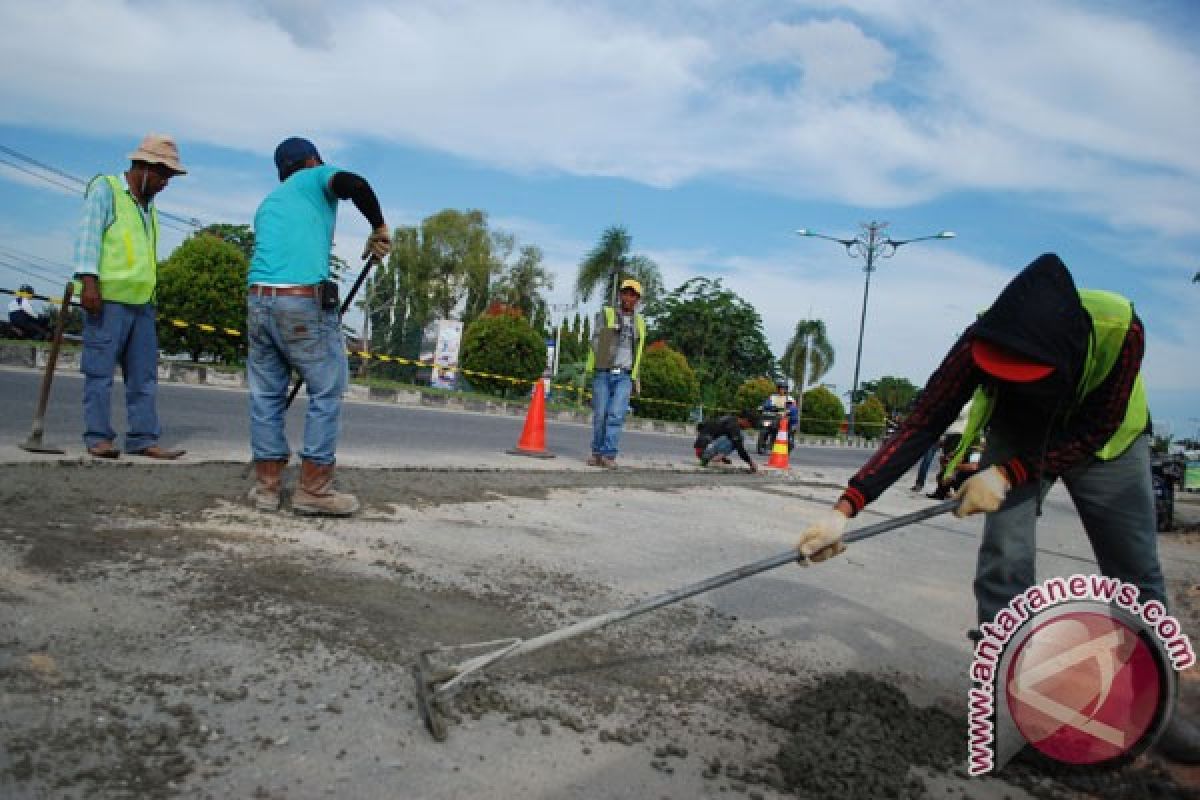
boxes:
[591,370,632,457]
[914,443,939,487]
[81,301,161,451]
[701,435,735,462]
[974,432,1165,624]
[247,294,347,465]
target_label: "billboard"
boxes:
[419,319,463,390]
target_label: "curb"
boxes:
[2,345,882,448]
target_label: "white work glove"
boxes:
[954,466,1010,518]
[362,225,392,260]
[796,509,848,564]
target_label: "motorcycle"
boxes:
[1152,455,1185,533]
[756,410,796,455]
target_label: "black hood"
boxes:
[967,253,1090,402]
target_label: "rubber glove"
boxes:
[796,509,848,564]
[954,466,1010,518]
[362,225,392,260]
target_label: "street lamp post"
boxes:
[796,222,955,437]
[547,302,578,377]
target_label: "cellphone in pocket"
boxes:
[318,279,340,311]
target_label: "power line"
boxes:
[0,154,82,194]
[0,243,72,275]
[0,144,88,188]
[0,143,206,232]
[0,255,65,286]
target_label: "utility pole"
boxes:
[796,222,955,436]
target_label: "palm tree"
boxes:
[576,225,663,307]
[780,319,835,431]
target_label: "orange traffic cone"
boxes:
[765,413,790,469]
[507,378,555,459]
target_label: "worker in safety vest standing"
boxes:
[72,134,188,460]
[585,278,645,468]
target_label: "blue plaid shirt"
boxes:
[71,175,155,277]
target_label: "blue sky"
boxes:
[1,0,1198,437]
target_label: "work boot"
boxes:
[1156,714,1200,764]
[249,459,286,512]
[292,459,360,517]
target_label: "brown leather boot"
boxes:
[249,459,287,512]
[292,459,359,517]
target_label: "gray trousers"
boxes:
[974,433,1165,624]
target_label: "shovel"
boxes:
[413,498,960,740]
[19,280,74,454]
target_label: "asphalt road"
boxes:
[0,367,872,470]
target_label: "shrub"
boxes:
[460,312,546,396]
[853,395,887,439]
[633,342,699,421]
[734,377,775,415]
[800,386,845,436]
[156,234,248,363]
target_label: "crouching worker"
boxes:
[247,137,391,516]
[696,410,758,473]
[794,253,1199,763]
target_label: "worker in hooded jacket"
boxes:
[795,253,1198,763]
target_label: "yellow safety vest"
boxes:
[586,306,647,380]
[946,290,1149,477]
[90,175,160,305]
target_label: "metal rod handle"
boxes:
[499,499,961,664]
[28,280,74,435]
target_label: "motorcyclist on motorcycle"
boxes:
[758,381,798,452]
[762,380,798,426]
[7,284,50,340]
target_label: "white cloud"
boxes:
[2,1,1196,239]
[1,0,1196,419]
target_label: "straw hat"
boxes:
[127,133,187,175]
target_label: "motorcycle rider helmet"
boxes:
[18,284,34,296]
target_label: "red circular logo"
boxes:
[1005,610,1163,764]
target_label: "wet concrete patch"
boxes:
[0,461,813,520]
[1,462,1196,798]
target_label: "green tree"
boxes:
[493,244,553,322]
[576,225,663,307]
[459,309,546,397]
[199,223,255,262]
[734,377,775,414]
[645,277,774,409]
[800,386,845,436]
[860,375,919,414]
[853,395,887,439]
[157,235,248,363]
[361,210,511,380]
[421,209,499,320]
[633,342,699,421]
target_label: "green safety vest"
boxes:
[86,175,160,305]
[585,306,647,380]
[945,289,1149,479]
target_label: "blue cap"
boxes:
[273,137,321,180]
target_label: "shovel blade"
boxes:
[19,435,64,454]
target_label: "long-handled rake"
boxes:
[413,498,959,740]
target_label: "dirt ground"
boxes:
[1,462,1197,799]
